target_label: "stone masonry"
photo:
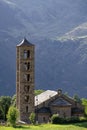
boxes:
[16,38,35,123]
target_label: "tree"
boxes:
[73,94,81,103]
[0,96,11,120]
[0,109,3,120]
[82,98,87,116]
[11,95,16,107]
[29,112,35,124]
[7,106,19,127]
[35,89,44,96]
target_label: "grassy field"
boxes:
[0,122,87,130]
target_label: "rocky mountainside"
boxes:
[0,0,87,97]
[1,0,87,40]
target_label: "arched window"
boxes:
[23,50,30,59]
[24,50,27,59]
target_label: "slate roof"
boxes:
[17,38,34,46]
[50,97,71,106]
[36,107,51,113]
[35,90,57,106]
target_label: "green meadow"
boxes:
[0,123,87,130]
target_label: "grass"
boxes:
[0,122,87,130]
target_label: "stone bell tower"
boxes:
[16,38,35,123]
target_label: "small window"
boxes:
[27,50,30,58]
[26,106,28,113]
[27,62,30,70]
[27,74,30,81]
[27,86,30,92]
[43,117,46,122]
[24,95,29,102]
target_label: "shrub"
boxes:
[51,114,87,124]
[51,114,65,124]
[66,116,80,123]
[7,106,19,127]
[79,117,87,122]
[51,114,59,124]
[29,112,35,124]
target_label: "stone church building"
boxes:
[16,38,84,123]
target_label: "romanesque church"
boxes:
[16,38,84,123]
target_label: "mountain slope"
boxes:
[35,38,87,98]
[1,0,87,40]
[36,23,87,97]
[0,0,87,97]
